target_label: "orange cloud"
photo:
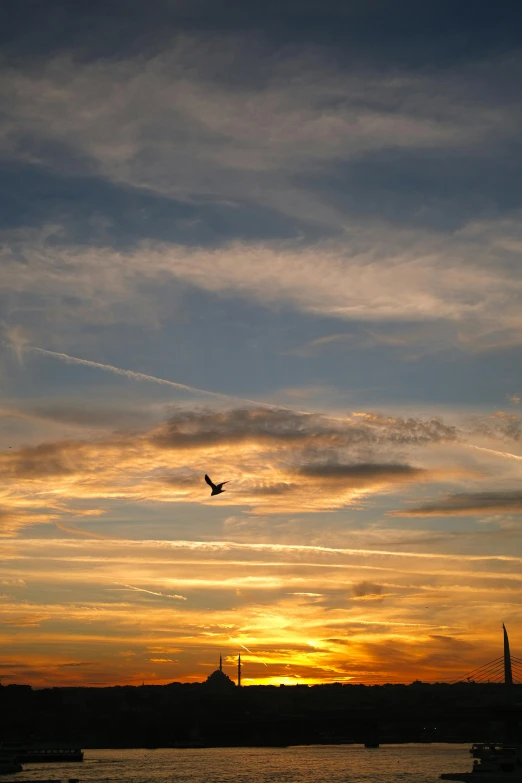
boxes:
[1,534,520,687]
[0,405,463,527]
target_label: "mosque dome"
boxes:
[204,655,236,691]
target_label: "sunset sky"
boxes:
[1,0,522,688]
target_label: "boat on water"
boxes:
[3,743,83,763]
[0,757,23,776]
[0,744,23,776]
[441,625,521,783]
[441,743,522,782]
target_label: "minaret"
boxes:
[219,654,223,672]
[238,654,241,688]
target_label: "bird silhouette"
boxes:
[204,474,229,496]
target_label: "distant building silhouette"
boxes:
[204,655,236,692]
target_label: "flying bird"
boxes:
[205,474,230,496]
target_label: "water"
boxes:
[8,744,471,783]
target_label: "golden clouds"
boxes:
[1,536,521,686]
[0,405,461,528]
[1,404,522,686]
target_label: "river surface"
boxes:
[8,744,472,783]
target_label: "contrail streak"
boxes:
[27,346,267,405]
[54,520,120,540]
[25,537,522,564]
[233,639,254,654]
[115,583,187,600]
[20,344,350,422]
[230,637,269,666]
[466,444,522,462]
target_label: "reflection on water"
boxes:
[10,744,470,783]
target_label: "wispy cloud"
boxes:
[0,46,501,198]
[5,536,522,564]
[115,583,187,601]
[3,217,522,353]
[2,532,521,686]
[394,491,522,518]
[2,45,522,351]
[0,404,463,523]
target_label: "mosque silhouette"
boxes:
[204,654,241,691]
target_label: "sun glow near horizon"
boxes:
[2,525,521,687]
